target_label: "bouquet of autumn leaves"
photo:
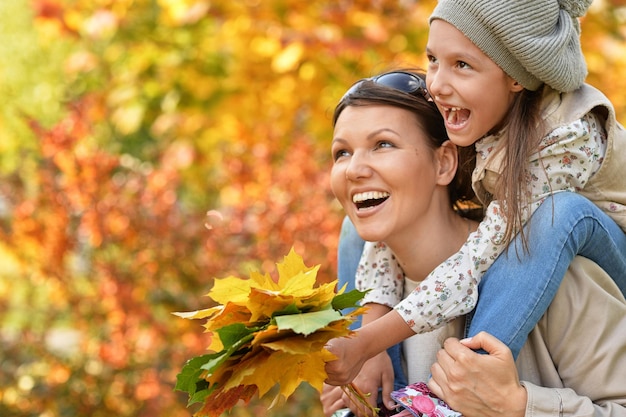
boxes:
[174,248,368,417]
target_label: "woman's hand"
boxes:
[427,331,527,417]
[321,383,347,417]
[323,334,392,417]
[322,351,395,417]
[350,351,395,417]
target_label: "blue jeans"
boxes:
[468,192,626,358]
[338,192,626,380]
[337,216,408,390]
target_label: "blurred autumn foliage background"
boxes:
[0,1,625,416]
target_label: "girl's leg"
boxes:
[337,216,408,389]
[468,192,626,359]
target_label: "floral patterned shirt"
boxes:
[356,113,607,333]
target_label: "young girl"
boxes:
[325,0,626,396]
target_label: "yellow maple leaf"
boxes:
[261,331,332,354]
[172,305,222,320]
[207,274,257,305]
[234,349,333,399]
[275,247,317,287]
[249,324,283,347]
[246,288,295,322]
[279,267,320,298]
[202,303,252,332]
[294,281,336,310]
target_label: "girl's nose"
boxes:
[427,68,450,99]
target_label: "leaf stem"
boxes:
[341,383,379,416]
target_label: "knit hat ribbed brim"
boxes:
[429,0,591,92]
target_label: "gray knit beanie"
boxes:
[429,0,592,92]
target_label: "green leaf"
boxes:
[175,354,216,395]
[217,323,257,346]
[188,382,212,406]
[332,288,369,311]
[200,323,261,373]
[275,309,343,336]
[200,350,233,373]
[272,303,301,317]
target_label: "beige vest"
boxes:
[474,83,626,231]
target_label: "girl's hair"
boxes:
[495,87,545,250]
[334,70,482,220]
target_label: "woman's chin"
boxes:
[354,226,390,243]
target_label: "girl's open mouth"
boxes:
[443,106,470,127]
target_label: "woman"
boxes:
[325,69,478,416]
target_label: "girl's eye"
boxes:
[457,61,471,70]
[427,54,437,64]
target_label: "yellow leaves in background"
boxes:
[158,0,210,26]
[272,42,304,73]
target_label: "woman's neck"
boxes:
[387,213,477,282]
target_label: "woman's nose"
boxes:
[345,152,372,181]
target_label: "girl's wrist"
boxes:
[355,309,415,360]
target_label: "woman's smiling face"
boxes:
[330,104,447,244]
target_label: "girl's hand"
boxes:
[324,335,368,386]
[427,331,527,417]
[325,309,414,386]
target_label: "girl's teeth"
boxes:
[446,107,462,123]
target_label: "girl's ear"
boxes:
[510,80,524,93]
[436,140,458,186]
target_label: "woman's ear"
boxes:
[436,140,458,186]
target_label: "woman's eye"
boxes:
[333,149,350,161]
[375,141,394,150]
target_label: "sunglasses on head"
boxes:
[342,71,432,101]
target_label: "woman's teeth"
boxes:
[353,191,390,209]
[353,191,390,203]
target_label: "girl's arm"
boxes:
[355,241,404,308]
